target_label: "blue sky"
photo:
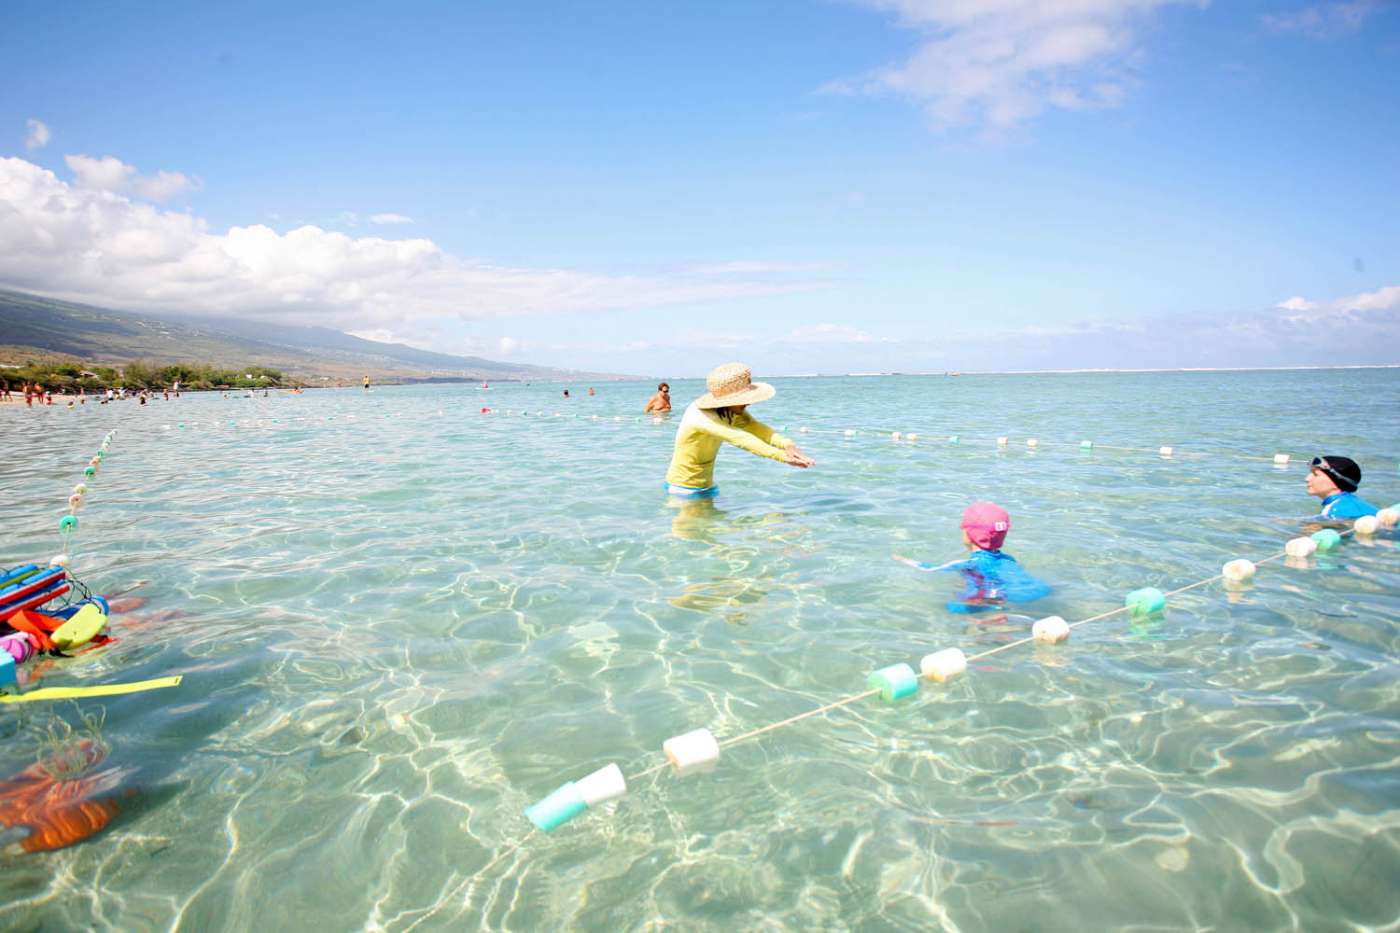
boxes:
[2,0,1398,375]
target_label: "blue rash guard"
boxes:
[1320,492,1378,519]
[905,550,1051,614]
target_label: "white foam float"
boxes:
[664,728,720,776]
[1284,537,1317,558]
[1222,559,1256,582]
[575,763,627,805]
[1032,616,1070,644]
[1353,515,1380,536]
[920,648,967,683]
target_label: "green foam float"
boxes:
[525,782,587,832]
[1125,587,1165,615]
[1310,528,1341,551]
[868,662,919,702]
[58,515,78,533]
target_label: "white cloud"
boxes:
[346,328,404,345]
[496,336,519,355]
[834,0,1206,130]
[1276,284,1399,322]
[1263,1,1380,37]
[24,119,50,150]
[62,154,199,202]
[134,170,200,202]
[65,154,135,192]
[557,286,1400,374]
[1345,285,1400,312]
[0,156,830,335]
[370,212,413,225]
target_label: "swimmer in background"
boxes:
[1306,455,1378,519]
[588,387,596,396]
[644,382,671,413]
[895,501,1050,614]
[363,375,370,390]
[664,362,813,500]
[563,388,570,398]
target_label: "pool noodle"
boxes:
[0,675,183,704]
[0,565,41,593]
[0,582,70,623]
[0,569,66,609]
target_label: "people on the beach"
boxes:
[664,362,813,499]
[895,501,1050,614]
[1307,455,1378,519]
[644,382,671,413]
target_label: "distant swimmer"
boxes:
[644,382,671,413]
[588,387,596,396]
[1306,455,1378,519]
[363,375,370,390]
[563,389,570,398]
[895,502,1050,614]
[664,362,813,499]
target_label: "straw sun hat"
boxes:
[694,362,775,409]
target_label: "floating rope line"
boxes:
[521,517,1397,833]
[154,401,1396,476]
[55,428,118,567]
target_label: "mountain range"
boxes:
[0,289,625,383]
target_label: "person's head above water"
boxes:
[694,362,774,410]
[658,382,669,394]
[1307,455,1362,498]
[961,501,1010,551]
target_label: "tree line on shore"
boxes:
[1,360,290,392]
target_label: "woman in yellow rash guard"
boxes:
[664,362,814,499]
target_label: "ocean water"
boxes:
[1,369,1398,932]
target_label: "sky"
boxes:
[1,0,1398,375]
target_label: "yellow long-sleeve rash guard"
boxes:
[664,403,792,488]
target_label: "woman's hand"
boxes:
[784,446,814,468]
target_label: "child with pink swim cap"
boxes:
[896,501,1051,613]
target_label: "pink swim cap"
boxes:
[961,501,1010,550]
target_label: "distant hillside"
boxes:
[0,289,623,382]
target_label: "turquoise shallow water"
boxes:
[2,370,1399,931]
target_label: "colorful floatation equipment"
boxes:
[0,564,111,688]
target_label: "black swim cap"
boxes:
[1312,455,1361,493]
